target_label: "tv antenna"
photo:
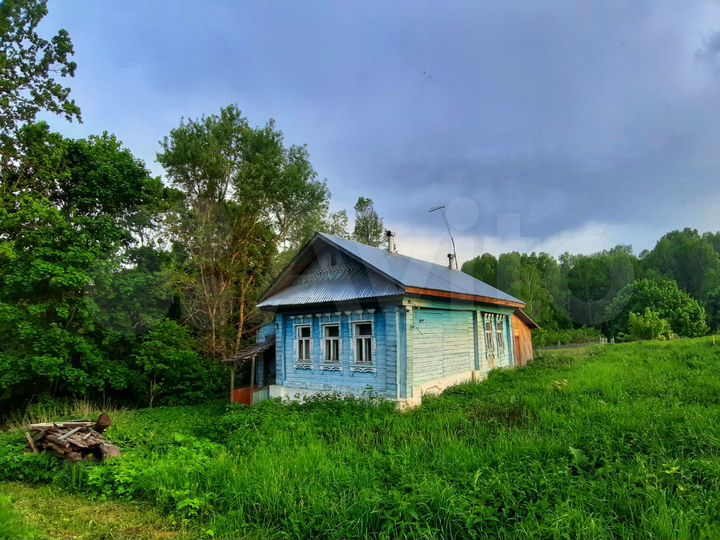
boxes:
[429,205,457,268]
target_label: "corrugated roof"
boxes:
[258,233,525,308]
[258,265,403,307]
[317,233,523,304]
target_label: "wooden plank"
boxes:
[57,426,83,441]
[405,287,525,309]
[25,432,39,454]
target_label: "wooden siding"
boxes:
[411,309,475,384]
[277,309,393,397]
[512,314,534,365]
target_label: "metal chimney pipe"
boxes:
[385,230,395,254]
[448,253,457,270]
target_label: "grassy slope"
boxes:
[2,338,720,539]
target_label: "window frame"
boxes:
[483,314,497,368]
[352,321,375,366]
[321,323,341,364]
[295,324,312,366]
[495,316,506,358]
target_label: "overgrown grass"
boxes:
[0,493,39,540]
[2,338,720,539]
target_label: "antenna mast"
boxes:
[429,205,457,268]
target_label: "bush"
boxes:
[604,278,708,338]
[133,320,225,407]
[628,309,672,341]
[533,327,603,347]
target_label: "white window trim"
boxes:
[351,320,376,369]
[321,323,342,365]
[294,324,313,369]
[483,314,497,369]
[495,315,507,360]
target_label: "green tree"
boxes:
[0,0,81,164]
[0,127,173,408]
[158,105,328,357]
[604,278,708,338]
[705,285,720,331]
[566,256,611,326]
[323,209,350,238]
[462,253,497,287]
[352,197,384,247]
[134,320,223,407]
[642,229,720,299]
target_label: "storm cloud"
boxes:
[41,1,720,263]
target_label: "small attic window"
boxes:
[329,252,338,267]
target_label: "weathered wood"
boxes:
[250,354,257,389]
[45,434,70,448]
[98,443,121,459]
[29,421,94,430]
[25,432,39,454]
[24,414,119,462]
[93,413,112,433]
[57,426,83,441]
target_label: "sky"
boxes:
[40,1,720,265]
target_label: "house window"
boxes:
[484,318,495,354]
[296,325,311,362]
[354,322,373,364]
[323,324,340,363]
[496,316,506,357]
[330,252,338,267]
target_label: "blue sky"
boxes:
[40,1,720,264]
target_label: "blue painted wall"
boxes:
[273,298,518,399]
[276,308,395,397]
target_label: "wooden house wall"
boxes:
[275,308,396,398]
[411,309,475,384]
[511,314,534,365]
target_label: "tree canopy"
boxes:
[0,0,81,164]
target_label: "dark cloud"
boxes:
[40,1,720,254]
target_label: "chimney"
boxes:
[385,230,396,254]
[448,253,457,270]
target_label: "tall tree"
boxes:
[323,210,350,238]
[352,196,384,247]
[0,0,81,165]
[462,253,497,287]
[642,229,720,299]
[566,256,611,326]
[0,126,170,407]
[157,105,329,357]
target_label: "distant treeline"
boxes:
[462,228,719,342]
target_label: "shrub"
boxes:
[533,327,603,347]
[604,278,708,338]
[628,309,672,340]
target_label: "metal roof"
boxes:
[258,233,525,308]
[317,233,523,304]
[222,336,275,363]
[257,264,404,307]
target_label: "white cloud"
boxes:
[393,220,659,266]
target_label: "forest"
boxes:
[1,0,718,414]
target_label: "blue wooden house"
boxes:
[229,232,538,408]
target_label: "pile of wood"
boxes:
[25,413,121,462]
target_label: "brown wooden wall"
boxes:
[512,314,534,366]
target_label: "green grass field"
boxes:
[2,338,720,539]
